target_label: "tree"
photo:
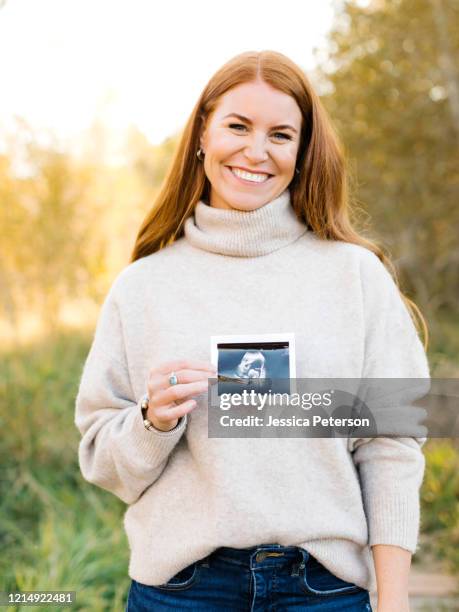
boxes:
[0,120,106,339]
[314,0,459,335]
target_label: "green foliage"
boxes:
[427,311,459,376]
[0,123,108,333]
[0,120,181,342]
[314,0,459,372]
[126,126,180,188]
[421,440,459,572]
[0,331,129,611]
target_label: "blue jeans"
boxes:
[126,543,373,611]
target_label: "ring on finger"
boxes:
[169,371,178,386]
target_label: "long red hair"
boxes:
[130,50,428,348]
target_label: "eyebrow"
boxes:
[222,113,298,134]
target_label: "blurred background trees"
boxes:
[313,0,459,372]
[0,123,103,333]
[0,119,179,342]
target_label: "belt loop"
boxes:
[290,548,309,576]
[299,548,309,564]
[249,549,259,570]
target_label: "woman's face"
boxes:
[199,79,302,211]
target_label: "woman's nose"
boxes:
[244,134,269,162]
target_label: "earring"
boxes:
[295,167,300,175]
[197,148,205,161]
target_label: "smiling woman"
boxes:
[75,49,429,612]
[198,82,302,211]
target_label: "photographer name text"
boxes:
[219,415,370,428]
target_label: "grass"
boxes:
[0,330,129,611]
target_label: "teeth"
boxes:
[231,167,270,183]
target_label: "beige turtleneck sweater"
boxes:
[75,189,430,592]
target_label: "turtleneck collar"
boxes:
[183,189,308,257]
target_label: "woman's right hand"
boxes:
[146,359,217,431]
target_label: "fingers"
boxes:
[149,378,209,409]
[151,368,215,391]
[157,360,216,375]
[148,361,216,396]
[152,398,197,423]
[145,360,217,427]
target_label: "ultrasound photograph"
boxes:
[210,333,296,396]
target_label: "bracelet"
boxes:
[140,394,181,432]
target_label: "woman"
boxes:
[75,50,430,612]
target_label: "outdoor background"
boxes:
[0,0,458,610]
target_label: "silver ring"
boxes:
[169,371,178,386]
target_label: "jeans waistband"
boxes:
[209,544,310,570]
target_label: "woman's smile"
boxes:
[225,165,273,186]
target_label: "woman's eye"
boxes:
[228,124,291,141]
[273,132,292,141]
[229,123,246,131]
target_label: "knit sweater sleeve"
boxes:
[74,278,187,505]
[349,251,430,553]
